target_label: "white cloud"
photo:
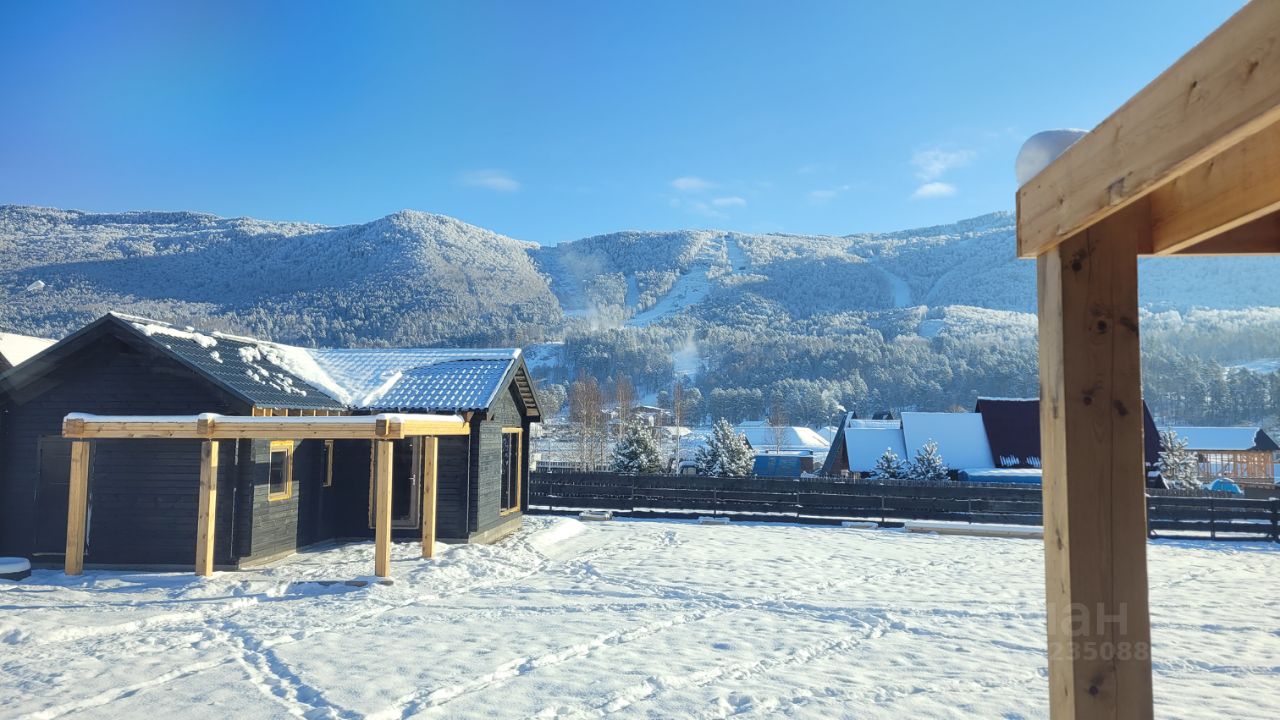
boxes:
[671,176,716,192]
[711,196,746,208]
[461,169,520,192]
[912,181,957,199]
[911,148,975,181]
[808,184,852,204]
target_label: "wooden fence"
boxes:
[528,471,1280,541]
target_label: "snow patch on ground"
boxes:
[1,517,1276,719]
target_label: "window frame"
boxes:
[323,440,334,488]
[267,440,294,501]
[499,427,523,516]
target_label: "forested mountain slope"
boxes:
[0,207,561,346]
[3,204,1278,427]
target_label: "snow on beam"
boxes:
[61,412,470,440]
[1017,1,1280,258]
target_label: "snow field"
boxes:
[1,518,1276,719]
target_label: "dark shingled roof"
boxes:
[974,397,1162,471]
[115,315,347,411]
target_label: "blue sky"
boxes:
[0,1,1245,244]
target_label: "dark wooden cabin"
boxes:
[0,313,540,570]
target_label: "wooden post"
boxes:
[195,440,219,576]
[1037,206,1154,719]
[422,436,438,558]
[373,440,393,578]
[64,440,91,576]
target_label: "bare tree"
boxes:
[671,380,684,473]
[769,403,788,452]
[615,376,635,439]
[569,372,605,470]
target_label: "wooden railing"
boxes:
[528,471,1280,541]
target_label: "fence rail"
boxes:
[528,471,1280,541]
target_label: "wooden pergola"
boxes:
[61,412,472,579]
[1018,3,1279,718]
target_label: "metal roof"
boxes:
[9,314,534,415]
[1166,426,1279,452]
[119,317,346,411]
[308,348,522,412]
[900,412,995,470]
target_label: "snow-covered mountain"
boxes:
[3,203,1279,363]
[0,206,562,346]
[4,204,1278,422]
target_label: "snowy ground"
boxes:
[2,518,1277,719]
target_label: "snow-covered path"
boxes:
[2,518,1276,719]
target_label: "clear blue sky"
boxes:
[0,1,1245,244]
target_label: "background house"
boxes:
[1164,426,1279,489]
[0,331,55,373]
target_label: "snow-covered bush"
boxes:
[908,440,948,483]
[871,448,907,480]
[612,423,664,474]
[1158,429,1200,490]
[696,418,754,477]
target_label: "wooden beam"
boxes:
[1150,117,1280,254]
[373,440,393,578]
[195,440,219,577]
[62,413,470,440]
[1018,0,1280,258]
[1037,206,1153,719]
[1172,207,1280,255]
[64,440,90,576]
[422,436,438,559]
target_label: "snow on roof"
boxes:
[735,424,830,451]
[307,348,521,412]
[107,313,522,412]
[842,425,908,473]
[901,412,995,470]
[1166,426,1275,452]
[0,331,56,369]
[119,319,345,410]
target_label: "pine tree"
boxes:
[870,447,907,480]
[1158,429,1201,490]
[908,440,949,483]
[612,423,664,474]
[696,418,755,476]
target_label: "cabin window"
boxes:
[323,440,334,487]
[500,428,522,515]
[267,440,294,501]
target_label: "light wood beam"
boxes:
[63,414,470,440]
[373,440,393,578]
[1150,118,1280,254]
[64,441,90,576]
[195,440,219,577]
[1038,206,1153,719]
[1171,207,1280,255]
[422,436,438,559]
[1018,0,1280,258]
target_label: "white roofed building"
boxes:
[0,331,56,373]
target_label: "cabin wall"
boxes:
[240,438,334,563]
[470,384,527,537]
[0,336,243,564]
[329,436,473,541]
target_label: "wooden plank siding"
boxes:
[469,384,527,537]
[0,335,245,565]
